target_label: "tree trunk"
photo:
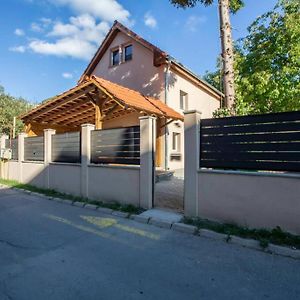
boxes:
[218,0,235,110]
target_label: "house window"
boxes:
[172,132,181,152]
[180,90,188,110]
[124,44,132,62]
[111,49,120,66]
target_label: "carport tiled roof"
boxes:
[20,75,183,128]
[92,76,183,121]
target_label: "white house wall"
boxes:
[166,70,220,170]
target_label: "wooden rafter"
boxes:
[24,85,95,122]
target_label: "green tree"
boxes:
[237,0,300,113]
[170,0,244,109]
[0,86,33,136]
[208,0,300,116]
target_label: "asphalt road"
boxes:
[0,186,299,300]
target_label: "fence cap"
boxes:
[43,128,56,133]
[139,116,157,121]
[18,132,27,137]
[183,110,202,116]
[81,123,95,128]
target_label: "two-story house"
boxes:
[21,21,222,171]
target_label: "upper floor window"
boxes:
[124,44,133,62]
[180,90,188,110]
[111,49,120,66]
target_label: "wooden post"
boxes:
[94,98,104,130]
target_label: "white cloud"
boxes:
[49,14,109,43]
[10,0,133,60]
[144,12,157,29]
[49,0,131,24]
[27,14,110,60]
[14,28,25,36]
[31,18,53,32]
[62,72,73,79]
[185,15,207,32]
[9,46,26,53]
[29,37,97,60]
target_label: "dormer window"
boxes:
[124,45,132,62]
[111,49,120,66]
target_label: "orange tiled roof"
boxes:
[20,76,183,123]
[91,76,183,120]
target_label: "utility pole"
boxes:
[12,117,16,139]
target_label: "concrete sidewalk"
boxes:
[0,187,299,300]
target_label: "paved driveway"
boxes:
[0,187,300,300]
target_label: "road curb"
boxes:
[229,236,261,250]
[172,223,197,234]
[73,201,85,208]
[267,244,300,259]
[2,184,299,260]
[133,215,150,224]
[97,207,113,214]
[112,211,129,218]
[199,229,228,241]
[149,218,172,229]
[85,204,98,210]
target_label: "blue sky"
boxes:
[0,0,277,103]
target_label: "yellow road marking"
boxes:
[43,214,141,248]
[80,215,160,240]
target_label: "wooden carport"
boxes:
[20,75,183,166]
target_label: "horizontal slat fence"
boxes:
[200,111,300,172]
[24,136,44,161]
[5,139,18,160]
[52,132,81,163]
[91,126,140,165]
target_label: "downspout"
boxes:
[164,58,171,170]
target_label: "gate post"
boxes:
[184,110,201,217]
[139,116,156,209]
[0,135,8,179]
[44,129,56,188]
[81,124,95,198]
[18,133,27,183]
[0,135,8,149]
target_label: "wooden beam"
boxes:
[41,99,92,123]
[20,81,94,120]
[160,119,173,129]
[23,85,96,122]
[49,103,94,124]
[102,103,119,119]
[60,108,95,126]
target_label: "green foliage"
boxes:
[0,86,33,136]
[170,0,244,13]
[210,0,300,116]
[0,178,143,215]
[183,217,300,249]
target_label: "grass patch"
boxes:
[0,178,143,215]
[183,217,300,250]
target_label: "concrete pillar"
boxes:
[0,135,8,178]
[44,129,56,188]
[184,110,201,217]
[18,133,27,182]
[0,135,8,149]
[139,116,156,209]
[81,124,95,198]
